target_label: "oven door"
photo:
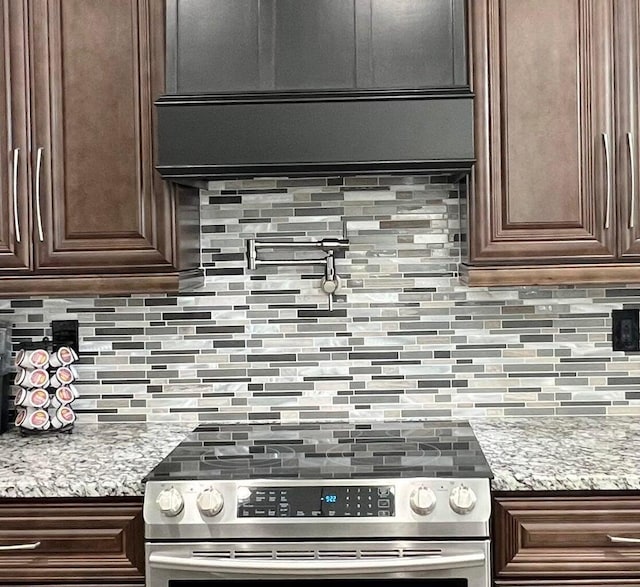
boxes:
[146,540,490,587]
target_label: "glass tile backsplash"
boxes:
[2,176,639,423]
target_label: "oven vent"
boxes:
[192,548,443,560]
[193,551,234,559]
[357,549,442,558]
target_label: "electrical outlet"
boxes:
[51,320,79,354]
[612,309,640,352]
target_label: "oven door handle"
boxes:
[148,551,486,575]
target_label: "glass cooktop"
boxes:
[144,420,492,482]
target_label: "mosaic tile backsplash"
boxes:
[3,175,640,423]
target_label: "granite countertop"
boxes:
[1,417,639,498]
[472,416,640,492]
[0,423,192,498]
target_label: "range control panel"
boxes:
[145,478,493,541]
[237,485,395,518]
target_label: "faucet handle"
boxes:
[319,238,349,250]
[321,276,339,311]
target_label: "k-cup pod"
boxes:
[63,384,79,399]
[49,366,77,388]
[49,346,78,368]
[15,367,50,389]
[14,367,26,386]
[20,408,51,430]
[14,408,27,427]
[14,388,27,407]
[15,348,49,369]
[51,405,76,429]
[50,385,77,408]
[21,388,50,409]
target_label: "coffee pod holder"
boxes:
[14,337,79,435]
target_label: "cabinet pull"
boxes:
[629,132,636,229]
[0,541,41,551]
[34,147,44,242]
[12,148,21,243]
[603,132,612,229]
[608,535,640,544]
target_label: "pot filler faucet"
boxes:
[246,238,350,311]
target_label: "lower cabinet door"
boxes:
[494,495,640,586]
[0,498,144,586]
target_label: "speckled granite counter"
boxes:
[0,423,192,498]
[1,417,639,498]
[471,416,640,492]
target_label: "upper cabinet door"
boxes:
[470,0,616,264]
[169,0,357,93]
[0,0,30,272]
[168,0,467,94]
[28,0,174,272]
[616,0,640,258]
[171,0,262,93]
[273,0,356,90]
[361,0,467,89]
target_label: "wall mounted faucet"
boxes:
[246,238,349,311]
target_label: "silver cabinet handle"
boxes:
[603,132,612,229]
[12,148,20,243]
[149,551,486,576]
[0,541,40,551]
[608,535,640,544]
[34,147,44,242]
[628,132,636,229]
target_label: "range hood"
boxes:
[156,0,474,182]
[156,91,474,181]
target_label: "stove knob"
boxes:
[156,487,184,517]
[409,485,437,515]
[197,487,224,517]
[449,484,477,515]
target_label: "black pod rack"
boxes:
[15,337,79,435]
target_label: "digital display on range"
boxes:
[237,486,395,518]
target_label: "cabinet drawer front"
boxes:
[0,499,143,584]
[494,496,640,580]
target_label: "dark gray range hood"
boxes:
[156,91,473,181]
[156,0,474,181]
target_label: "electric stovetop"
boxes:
[144,419,492,482]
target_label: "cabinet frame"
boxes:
[164,0,468,94]
[0,0,203,297]
[463,0,640,286]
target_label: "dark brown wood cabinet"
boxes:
[0,497,144,586]
[493,494,640,586]
[463,0,640,287]
[0,0,202,297]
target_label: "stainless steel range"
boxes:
[143,420,492,587]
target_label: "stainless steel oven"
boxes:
[147,539,489,586]
[143,421,492,587]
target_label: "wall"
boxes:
[2,175,640,423]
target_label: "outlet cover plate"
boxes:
[51,320,79,354]
[612,309,640,352]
